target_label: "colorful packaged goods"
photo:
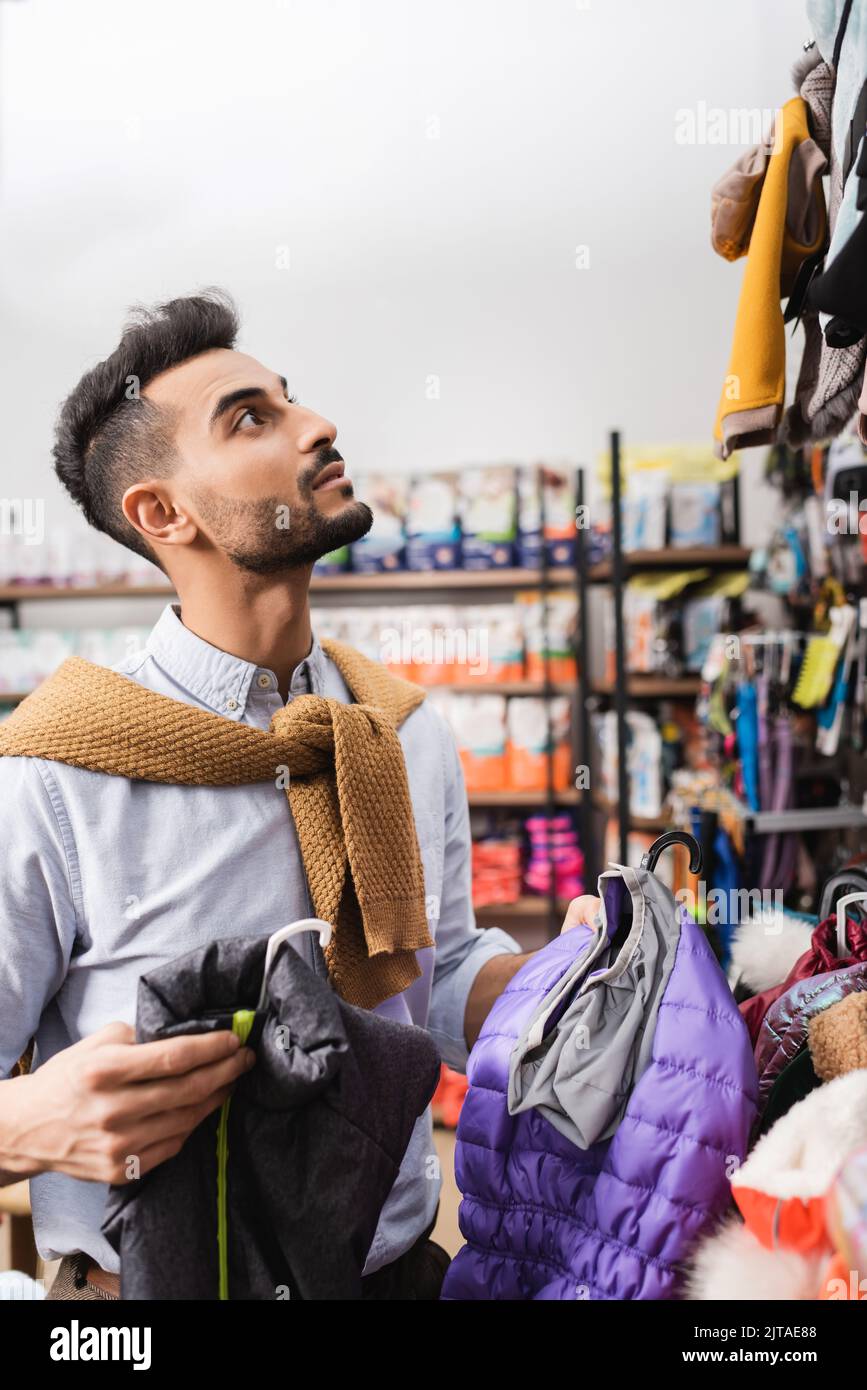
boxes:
[312,544,350,576]
[405,472,461,570]
[352,473,408,573]
[457,466,517,569]
[516,465,576,568]
[506,696,573,792]
[518,591,578,683]
[471,837,523,906]
[440,692,508,792]
[523,814,585,900]
[457,604,523,684]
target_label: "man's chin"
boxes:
[318,497,373,550]
[223,500,374,575]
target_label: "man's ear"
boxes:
[121,482,198,552]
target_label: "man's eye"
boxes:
[235,408,262,430]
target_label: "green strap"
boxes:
[217,1010,256,1301]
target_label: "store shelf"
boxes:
[745,805,867,833]
[475,896,571,919]
[588,545,751,582]
[468,789,581,808]
[0,583,175,602]
[592,795,670,832]
[592,676,701,699]
[0,568,578,604]
[437,680,576,696]
[0,559,744,601]
[1,679,580,704]
[312,568,577,592]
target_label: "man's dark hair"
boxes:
[53,289,239,567]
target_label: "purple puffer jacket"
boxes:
[442,903,758,1300]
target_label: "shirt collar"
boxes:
[145,604,327,720]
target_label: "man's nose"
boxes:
[295,407,337,453]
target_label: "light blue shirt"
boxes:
[0,603,520,1276]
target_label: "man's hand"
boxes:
[0,1022,254,1186]
[559,895,603,934]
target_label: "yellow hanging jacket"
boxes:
[713,97,827,459]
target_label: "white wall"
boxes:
[0,0,811,556]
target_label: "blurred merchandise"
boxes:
[506,696,572,792]
[669,481,723,548]
[604,570,749,679]
[457,465,517,569]
[426,690,572,795]
[311,596,576,687]
[0,626,151,694]
[350,473,408,573]
[405,472,462,571]
[0,522,166,588]
[471,837,523,906]
[437,692,508,792]
[312,544,350,576]
[431,1064,469,1130]
[523,814,584,899]
[518,591,578,683]
[595,709,664,820]
[516,465,576,568]
[593,443,740,556]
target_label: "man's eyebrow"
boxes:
[209,378,290,429]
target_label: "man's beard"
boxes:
[192,449,373,575]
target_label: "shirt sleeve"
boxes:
[427,718,521,1072]
[0,757,78,1078]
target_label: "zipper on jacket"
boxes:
[217,1009,256,1300]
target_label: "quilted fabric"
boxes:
[740,913,867,1046]
[441,905,758,1300]
[753,960,867,1115]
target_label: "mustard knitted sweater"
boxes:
[0,639,433,1010]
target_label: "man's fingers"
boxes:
[560,895,603,935]
[130,1137,193,1181]
[81,1028,245,1087]
[102,1087,238,1176]
[92,1048,254,1125]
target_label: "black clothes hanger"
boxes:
[608,832,704,958]
[818,867,867,922]
[640,831,703,877]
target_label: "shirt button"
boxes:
[226,697,239,711]
[257,673,272,689]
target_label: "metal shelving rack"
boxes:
[585,430,754,866]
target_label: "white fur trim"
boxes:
[728,911,815,993]
[732,1070,867,1200]
[685,1217,825,1300]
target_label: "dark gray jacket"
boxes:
[102,936,440,1300]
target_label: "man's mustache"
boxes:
[298,446,344,494]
